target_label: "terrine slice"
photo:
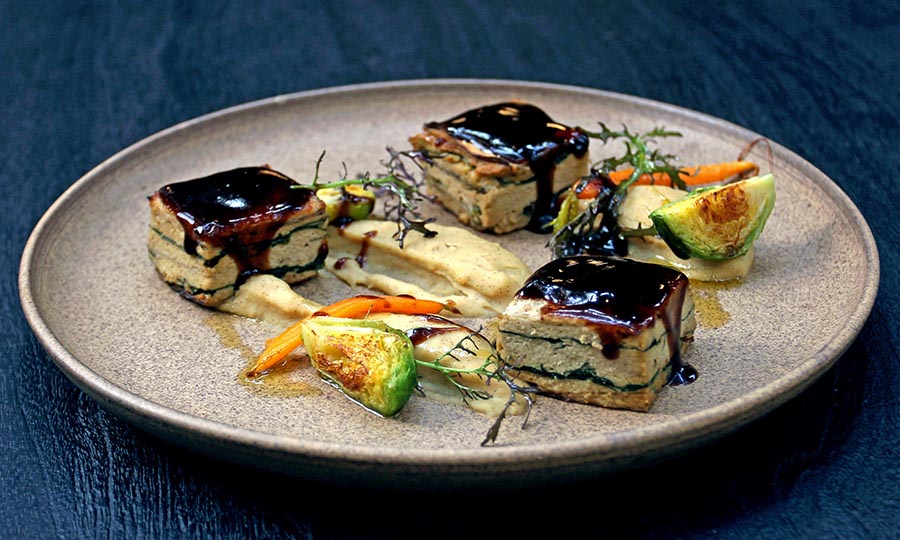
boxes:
[148,166,328,307]
[409,102,589,234]
[495,255,696,411]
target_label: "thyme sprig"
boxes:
[549,124,682,257]
[415,331,536,446]
[300,149,438,247]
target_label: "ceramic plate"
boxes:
[19,80,879,488]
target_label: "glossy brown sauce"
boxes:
[356,230,377,267]
[406,325,460,346]
[155,166,316,286]
[426,102,589,232]
[517,256,695,385]
[333,225,378,271]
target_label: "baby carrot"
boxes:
[574,179,604,200]
[607,161,759,188]
[246,295,446,377]
[314,295,446,319]
[247,323,307,378]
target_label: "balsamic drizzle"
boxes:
[553,176,630,258]
[154,166,319,286]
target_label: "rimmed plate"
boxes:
[19,80,879,488]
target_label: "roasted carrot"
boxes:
[247,323,307,378]
[246,295,446,377]
[314,295,446,319]
[574,179,604,200]
[606,161,759,189]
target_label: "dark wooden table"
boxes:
[4,1,898,538]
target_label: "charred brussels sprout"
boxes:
[650,174,775,260]
[316,185,376,223]
[300,317,416,416]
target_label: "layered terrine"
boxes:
[495,255,696,411]
[148,166,328,307]
[409,101,590,233]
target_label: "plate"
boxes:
[19,80,879,488]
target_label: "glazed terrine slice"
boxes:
[494,255,696,412]
[148,166,328,307]
[409,101,590,234]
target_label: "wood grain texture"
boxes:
[3,0,898,538]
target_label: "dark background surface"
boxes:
[3,1,898,538]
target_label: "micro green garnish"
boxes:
[579,123,684,192]
[415,331,535,446]
[299,149,438,247]
[549,124,682,257]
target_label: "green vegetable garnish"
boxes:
[580,123,685,192]
[300,317,416,417]
[316,184,376,223]
[650,174,776,260]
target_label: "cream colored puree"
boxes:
[325,220,531,317]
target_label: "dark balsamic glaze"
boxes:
[155,167,316,287]
[403,314,475,346]
[426,102,589,233]
[517,256,696,385]
[331,217,351,228]
[555,177,630,258]
[406,326,460,346]
[332,227,377,270]
[357,230,377,266]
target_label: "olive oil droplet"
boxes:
[203,313,321,398]
[690,280,740,328]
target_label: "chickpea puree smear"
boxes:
[324,220,531,317]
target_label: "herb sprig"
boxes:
[580,123,684,192]
[301,149,438,247]
[416,331,535,446]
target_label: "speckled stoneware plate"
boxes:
[19,80,879,489]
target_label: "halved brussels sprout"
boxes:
[649,174,775,260]
[300,316,416,416]
[316,185,376,223]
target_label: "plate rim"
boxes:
[18,78,881,479]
